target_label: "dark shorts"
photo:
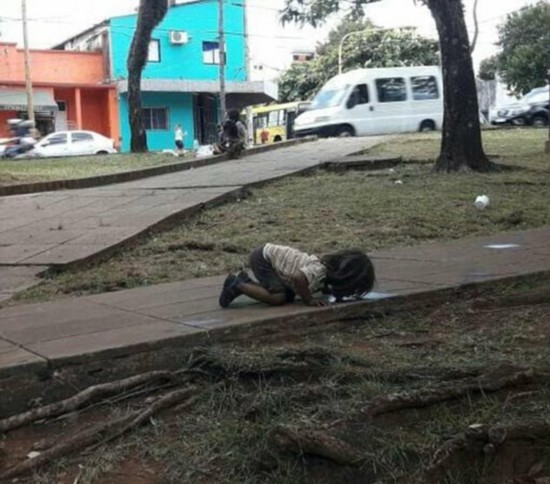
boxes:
[175,140,184,150]
[249,246,296,302]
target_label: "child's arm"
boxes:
[290,272,327,307]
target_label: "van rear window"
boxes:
[411,76,439,100]
[376,78,407,103]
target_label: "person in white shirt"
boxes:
[174,124,186,154]
[219,244,375,308]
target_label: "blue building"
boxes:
[55,0,277,152]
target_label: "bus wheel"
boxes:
[273,135,282,142]
[337,125,355,137]
[419,120,436,132]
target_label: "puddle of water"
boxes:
[484,244,520,250]
[326,292,395,304]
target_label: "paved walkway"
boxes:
[0,137,381,302]
[1,227,548,380]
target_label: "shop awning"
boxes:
[116,79,278,108]
[0,87,58,112]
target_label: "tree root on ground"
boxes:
[0,370,179,433]
[362,365,536,417]
[0,386,199,480]
[270,425,365,466]
[425,420,550,481]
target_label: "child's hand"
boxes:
[307,299,328,307]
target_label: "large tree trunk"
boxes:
[127,0,168,153]
[427,0,495,172]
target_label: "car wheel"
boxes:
[337,125,355,137]
[419,120,436,132]
[531,116,548,128]
[273,135,282,142]
[95,150,109,155]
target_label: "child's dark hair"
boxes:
[227,109,241,122]
[321,249,375,299]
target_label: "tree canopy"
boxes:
[495,1,550,96]
[279,20,440,103]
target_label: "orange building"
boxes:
[0,42,119,142]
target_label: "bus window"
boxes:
[268,110,280,127]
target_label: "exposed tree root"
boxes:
[270,425,365,466]
[0,370,179,433]
[362,365,535,417]
[0,387,199,480]
[425,420,550,481]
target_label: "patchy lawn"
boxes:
[13,129,550,306]
[2,277,549,483]
[0,152,193,186]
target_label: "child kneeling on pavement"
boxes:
[219,243,375,308]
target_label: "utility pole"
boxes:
[218,0,227,123]
[21,0,35,125]
[242,0,254,145]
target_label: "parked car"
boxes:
[491,87,549,127]
[31,130,117,158]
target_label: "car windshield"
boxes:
[311,86,348,109]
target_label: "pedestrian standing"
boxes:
[174,124,186,154]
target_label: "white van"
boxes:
[293,66,443,137]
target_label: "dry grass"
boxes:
[8,277,550,484]
[13,129,550,305]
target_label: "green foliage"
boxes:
[281,0,379,27]
[478,55,497,81]
[496,1,550,96]
[278,19,439,102]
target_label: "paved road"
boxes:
[0,137,382,302]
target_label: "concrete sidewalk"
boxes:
[1,227,548,387]
[0,137,380,302]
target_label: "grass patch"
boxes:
[13,129,550,305]
[0,152,193,186]
[6,277,549,483]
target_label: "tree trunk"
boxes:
[127,0,168,153]
[427,0,495,172]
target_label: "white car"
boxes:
[32,130,117,158]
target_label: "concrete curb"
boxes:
[0,137,316,197]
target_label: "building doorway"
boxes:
[193,94,218,145]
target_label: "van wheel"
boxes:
[95,150,109,155]
[531,116,548,128]
[273,135,282,142]
[337,125,355,137]
[419,120,436,132]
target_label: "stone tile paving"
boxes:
[0,137,377,288]
[0,227,548,377]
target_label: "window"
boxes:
[71,132,94,143]
[255,113,268,129]
[46,133,67,145]
[376,78,407,103]
[347,84,369,108]
[148,39,160,63]
[269,110,283,127]
[202,41,220,64]
[411,76,439,100]
[142,108,169,130]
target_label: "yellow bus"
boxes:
[251,101,311,145]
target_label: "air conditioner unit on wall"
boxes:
[170,31,189,45]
